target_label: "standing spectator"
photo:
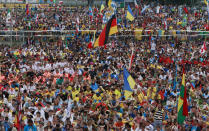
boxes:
[3,117,12,131]
[24,119,37,131]
[154,104,164,129]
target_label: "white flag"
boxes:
[200,41,207,55]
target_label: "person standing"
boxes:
[24,119,37,131]
[153,104,164,129]
[3,117,12,131]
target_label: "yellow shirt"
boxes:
[72,90,79,99]
[74,97,79,102]
[137,93,145,103]
[147,88,156,99]
[107,91,112,98]
[49,91,55,97]
[115,90,121,100]
[84,90,91,96]
[14,51,20,56]
[120,103,124,108]
[92,94,102,102]
[67,86,72,91]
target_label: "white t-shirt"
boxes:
[151,42,156,51]
[145,124,154,131]
[156,6,160,13]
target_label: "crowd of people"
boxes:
[0,1,209,131]
[0,1,208,32]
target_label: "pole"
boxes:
[23,32,25,46]
[10,9,12,46]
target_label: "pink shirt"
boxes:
[0,75,5,82]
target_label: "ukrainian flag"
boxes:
[91,82,99,92]
[204,0,209,5]
[126,5,135,21]
[123,68,136,99]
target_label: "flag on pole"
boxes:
[128,48,134,71]
[126,5,135,21]
[91,82,99,92]
[164,19,167,30]
[108,0,112,7]
[141,5,149,14]
[123,68,136,99]
[134,0,140,16]
[88,40,93,49]
[177,67,188,125]
[100,3,105,13]
[200,41,207,55]
[6,9,11,24]
[183,7,189,14]
[7,9,11,20]
[35,14,39,24]
[181,15,187,27]
[94,15,118,47]
[88,31,95,49]
[134,0,138,8]
[14,93,21,131]
[76,17,80,33]
[26,4,29,16]
[190,82,195,90]
[204,0,209,5]
[89,7,93,20]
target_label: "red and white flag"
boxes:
[88,32,95,49]
[59,1,63,4]
[128,48,134,71]
[88,39,94,49]
[134,0,138,8]
[35,14,39,24]
[200,41,207,55]
[76,17,80,33]
[164,19,167,30]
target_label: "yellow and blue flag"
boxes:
[123,68,136,99]
[91,83,99,92]
[126,5,135,21]
[108,0,112,7]
[204,0,209,5]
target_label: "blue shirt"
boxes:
[4,122,11,131]
[191,126,197,131]
[24,125,37,131]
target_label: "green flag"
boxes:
[177,69,188,125]
[120,3,124,8]
[181,15,187,27]
[6,9,11,23]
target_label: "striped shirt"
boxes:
[154,109,163,121]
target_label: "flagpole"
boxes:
[115,8,117,48]
[128,47,134,71]
[10,7,12,46]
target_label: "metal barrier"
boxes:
[0,29,208,45]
